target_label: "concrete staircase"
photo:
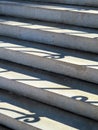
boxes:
[0,0,98,129]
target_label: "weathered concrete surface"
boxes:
[0,89,98,130]
[0,60,98,120]
[0,36,98,84]
[0,16,98,54]
[28,0,98,7]
[1,1,98,28]
[0,0,98,128]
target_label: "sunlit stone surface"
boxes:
[0,0,98,129]
[0,89,98,130]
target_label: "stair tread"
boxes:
[0,16,97,39]
[0,60,98,107]
[0,36,98,66]
[1,0,98,7]
[0,89,98,130]
[0,16,98,54]
[0,15,98,53]
[0,36,98,84]
[1,0,98,14]
[1,0,98,29]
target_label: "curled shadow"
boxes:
[72,96,98,104]
[0,108,40,123]
[72,96,88,102]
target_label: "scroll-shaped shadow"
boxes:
[0,59,98,103]
[0,89,98,130]
[0,108,40,123]
[72,96,98,104]
[1,35,98,62]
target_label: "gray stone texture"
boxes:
[0,0,98,129]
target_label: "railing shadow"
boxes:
[0,36,98,62]
[0,89,98,130]
[0,59,98,102]
[0,108,40,123]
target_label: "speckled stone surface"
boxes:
[1,1,98,28]
[0,89,98,130]
[0,60,98,120]
[0,36,98,84]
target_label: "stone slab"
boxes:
[0,36,98,84]
[0,1,98,28]
[0,16,98,53]
[0,60,98,120]
[28,0,98,7]
[0,89,98,130]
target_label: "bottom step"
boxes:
[0,89,98,130]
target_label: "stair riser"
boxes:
[0,47,98,84]
[0,23,98,53]
[0,76,98,121]
[0,3,98,28]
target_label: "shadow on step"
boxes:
[1,36,98,62]
[0,89,98,130]
[0,59,98,106]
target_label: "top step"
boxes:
[25,0,98,7]
[1,1,98,29]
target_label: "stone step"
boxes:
[1,89,98,130]
[9,0,98,7]
[0,60,98,120]
[0,36,98,84]
[0,16,98,53]
[1,1,98,28]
